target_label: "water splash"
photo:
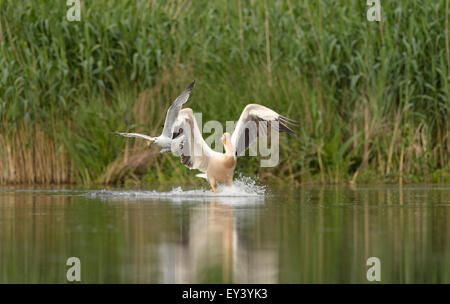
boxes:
[215,176,266,196]
[85,176,266,204]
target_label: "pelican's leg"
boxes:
[208,178,216,193]
[226,178,233,187]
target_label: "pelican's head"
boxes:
[222,132,234,155]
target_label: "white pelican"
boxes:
[171,104,296,192]
[113,80,195,153]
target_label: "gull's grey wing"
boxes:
[112,132,154,141]
[161,80,196,138]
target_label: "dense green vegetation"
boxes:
[0,0,448,185]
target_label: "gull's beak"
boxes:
[147,139,155,147]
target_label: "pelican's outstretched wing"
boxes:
[112,132,154,141]
[231,104,297,157]
[161,80,196,138]
[171,108,218,172]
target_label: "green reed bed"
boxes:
[0,0,448,185]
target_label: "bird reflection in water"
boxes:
[157,195,278,283]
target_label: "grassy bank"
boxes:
[0,0,449,185]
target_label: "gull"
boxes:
[113,81,195,153]
[171,104,296,192]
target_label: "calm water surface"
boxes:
[0,184,449,283]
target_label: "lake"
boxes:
[0,182,449,283]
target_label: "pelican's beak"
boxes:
[223,138,227,145]
[147,139,155,147]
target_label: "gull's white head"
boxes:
[147,137,156,147]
